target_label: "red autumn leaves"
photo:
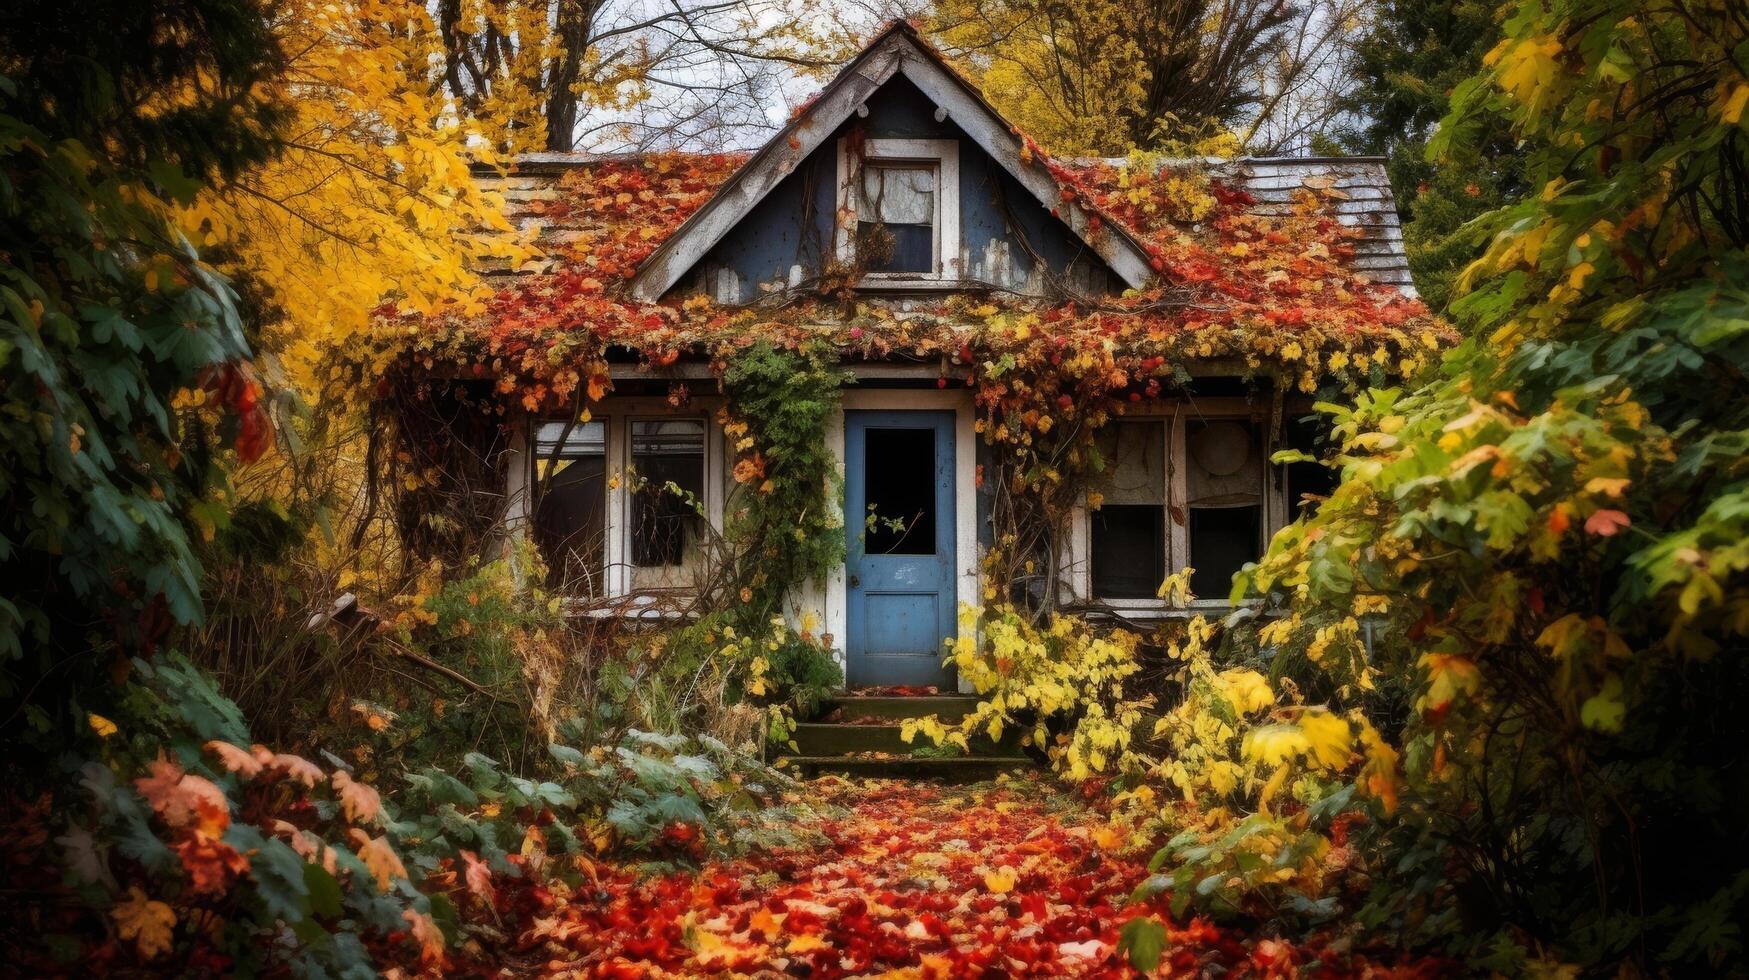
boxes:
[462,776,1447,978]
[197,361,273,462]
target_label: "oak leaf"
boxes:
[269,752,324,787]
[401,908,445,965]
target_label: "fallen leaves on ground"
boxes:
[465,775,1449,978]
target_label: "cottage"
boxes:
[373,22,1442,694]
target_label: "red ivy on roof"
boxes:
[364,145,1448,418]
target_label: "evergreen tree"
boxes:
[1342,0,1527,312]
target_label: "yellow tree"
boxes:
[435,0,843,153]
[928,0,1358,157]
[177,0,526,395]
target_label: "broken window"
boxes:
[533,420,606,594]
[1085,414,1273,604]
[1184,419,1265,599]
[856,163,937,274]
[630,419,706,570]
[862,427,937,555]
[1089,421,1165,599]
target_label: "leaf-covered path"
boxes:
[484,774,1445,978]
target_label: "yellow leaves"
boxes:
[350,829,408,892]
[113,886,177,960]
[1212,669,1275,715]
[1537,614,1631,662]
[1156,567,1195,605]
[1488,34,1566,112]
[982,865,1018,893]
[786,933,833,954]
[1580,674,1627,732]
[1242,710,1352,771]
[749,907,786,941]
[1584,477,1630,498]
[1415,652,1482,720]
[1720,82,1749,125]
[1354,716,1402,815]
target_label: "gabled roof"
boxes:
[623,20,1160,302]
[473,153,1419,300]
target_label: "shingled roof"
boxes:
[1231,157,1415,297]
[468,152,1419,299]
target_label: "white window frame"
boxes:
[1067,397,1288,615]
[834,137,961,283]
[509,399,727,616]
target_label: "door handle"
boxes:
[849,575,860,588]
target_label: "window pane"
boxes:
[860,165,934,223]
[1184,419,1265,599]
[532,420,606,593]
[862,427,936,555]
[857,164,935,274]
[1092,505,1164,598]
[1189,506,1261,599]
[1185,419,1263,507]
[1088,420,1165,598]
[631,419,705,568]
[1092,421,1165,504]
[1284,413,1337,519]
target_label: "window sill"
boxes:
[1084,598,1271,621]
[851,276,982,292]
[557,592,700,621]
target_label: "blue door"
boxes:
[845,410,956,688]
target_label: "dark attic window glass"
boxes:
[1185,419,1265,600]
[533,420,606,594]
[857,163,936,274]
[631,419,705,567]
[863,427,936,555]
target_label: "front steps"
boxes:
[773,694,1033,780]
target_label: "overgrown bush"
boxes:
[1123,1,1749,972]
[902,604,1144,778]
[3,654,442,975]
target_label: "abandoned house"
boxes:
[372,21,1443,693]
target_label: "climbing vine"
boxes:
[717,341,849,628]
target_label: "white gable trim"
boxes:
[626,23,1156,302]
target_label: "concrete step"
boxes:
[817,695,981,723]
[781,722,1009,756]
[774,755,1031,781]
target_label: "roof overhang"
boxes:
[625,21,1158,302]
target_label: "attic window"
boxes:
[836,138,960,281]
